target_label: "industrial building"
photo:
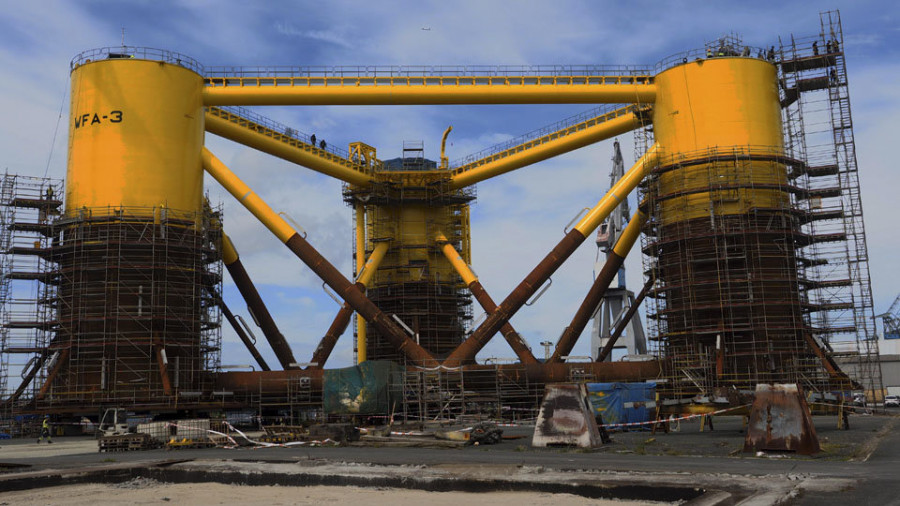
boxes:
[0,10,882,429]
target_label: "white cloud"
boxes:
[2,0,897,370]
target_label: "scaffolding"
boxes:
[34,205,224,411]
[777,10,882,398]
[0,174,62,419]
[0,178,225,414]
[637,11,882,400]
[343,154,475,364]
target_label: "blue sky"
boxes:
[1,0,899,368]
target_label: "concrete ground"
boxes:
[0,413,896,505]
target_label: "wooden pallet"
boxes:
[98,433,156,452]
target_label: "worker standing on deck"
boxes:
[38,415,53,444]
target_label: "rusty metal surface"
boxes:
[596,277,653,362]
[308,304,354,369]
[217,359,661,397]
[743,383,820,455]
[459,281,538,365]
[215,294,270,371]
[445,229,586,366]
[551,252,625,363]
[532,383,603,448]
[226,257,295,369]
[284,234,438,367]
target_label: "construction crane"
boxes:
[590,140,647,361]
[877,294,900,340]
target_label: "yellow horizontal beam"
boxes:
[450,108,642,189]
[203,77,656,106]
[204,108,373,187]
[573,144,659,236]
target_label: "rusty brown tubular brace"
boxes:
[225,257,296,369]
[308,303,354,369]
[443,229,585,366]
[596,277,653,362]
[215,294,271,371]
[216,359,660,396]
[462,282,538,364]
[549,250,627,363]
[284,233,437,367]
[37,348,70,400]
[5,351,47,405]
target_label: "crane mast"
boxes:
[591,140,647,360]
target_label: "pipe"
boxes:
[435,232,538,365]
[4,351,46,405]
[550,208,647,363]
[203,83,658,107]
[202,149,438,367]
[205,111,372,187]
[213,289,271,371]
[443,145,659,367]
[223,235,296,369]
[37,348,69,400]
[440,125,453,169]
[596,277,654,362]
[450,110,641,189]
[155,344,173,396]
[355,204,367,364]
[308,242,389,369]
[215,359,661,397]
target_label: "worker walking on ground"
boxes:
[38,416,53,444]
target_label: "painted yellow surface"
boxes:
[436,232,478,286]
[203,82,656,106]
[612,209,648,258]
[222,234,239,265]
[365,203,469,289]
[652,58,788,222]
[356,242,389,287]
[356,204,367,364]
[66,59,204,216]
[205,109,373,187]
[573,144,659,237]
[201,148,296,243]
[450,109,639,189]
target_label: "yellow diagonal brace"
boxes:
[449,110,641,189]
[435,232,478,286]
[202,148,296,242]
[573,144,659,236]
[205,109,373,187]
[356,242,389,287]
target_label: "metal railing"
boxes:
[451,103,635,169]
[70,46,203,74]
[210,106,352,160]
[205,63,653,79]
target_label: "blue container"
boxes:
[586,382,656,427]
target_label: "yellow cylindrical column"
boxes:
[355,204,368,364]
[67,59,204,217]
[652,57,787,223]
[648,56,804,392]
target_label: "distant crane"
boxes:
[877,293,900,340]
[590,140,647,361]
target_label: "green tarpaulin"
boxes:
[323,361,403,415]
